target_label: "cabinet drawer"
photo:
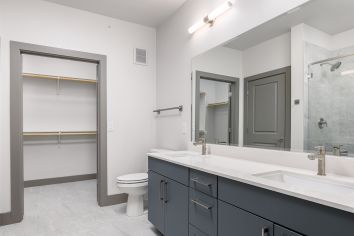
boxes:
[190,169,217,197]
[218,200,273,236]
[189,188,217,236]
[274,225,303,236]
[189,224,209,236]
[148,157,189,186]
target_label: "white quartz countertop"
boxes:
[147,151,354,214]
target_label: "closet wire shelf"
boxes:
[22,73,97,84]
[23,131,97,136]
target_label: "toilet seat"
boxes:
[116,173,148,184]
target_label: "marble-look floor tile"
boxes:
[0,180,161,236]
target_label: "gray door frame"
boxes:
[194,71,239,145]
[0,41,124,226]
[244,66,291,150]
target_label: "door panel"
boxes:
[245,72,286,149]
[218,200,273,236]
[148,171,165,234]
[164,177,189,236]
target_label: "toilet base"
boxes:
[126,194,144,217]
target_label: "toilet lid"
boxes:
[116,173,148,183]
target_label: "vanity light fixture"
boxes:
[341,70,354,76]
[188,0,235,34]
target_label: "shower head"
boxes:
[320,61,342,72]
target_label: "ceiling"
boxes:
[225,0,354,50]
[43,0,187,27]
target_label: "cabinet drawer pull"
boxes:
[261,227,269,236]
[164,181,168,203]
[159,180,164,200]
[191,177,211,187]
[191,199,212,210]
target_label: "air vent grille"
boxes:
[134,48,148,65]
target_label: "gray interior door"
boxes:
[245,72,286,149]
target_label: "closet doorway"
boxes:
[9,42,109,223]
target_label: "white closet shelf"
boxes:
[207,101,229,107]
[23,131,97,136]
[22,73,97,84]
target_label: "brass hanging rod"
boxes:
[23,131,97,136]
[22,73,97,84]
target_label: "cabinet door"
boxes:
[274,225,303,236]
[148,171,165,234]
[164,177,189,236]
[218,200,274,236]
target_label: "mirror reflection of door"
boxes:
[244,67,291,150]
[196,71,239,145]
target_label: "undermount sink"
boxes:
[162,151,204,161]
[254,170,354,195]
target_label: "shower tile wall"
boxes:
[305,42,354,156]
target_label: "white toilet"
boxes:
[116,172,148,217]
[116,149,171,217]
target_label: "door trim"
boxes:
[0,41,121,226]
[244,66,291,150]
[194,71,239,145]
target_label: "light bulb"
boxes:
[207,0,234,20]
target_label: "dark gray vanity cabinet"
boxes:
[148,157,354,236]
[148,158,189,236]
[218,200,273,236]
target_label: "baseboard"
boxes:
[24,173,97,188]
[0,212,22,226]
[99,193,128,207]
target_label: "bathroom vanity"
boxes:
[148,152,354,236]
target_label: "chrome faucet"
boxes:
[194,137,207,155]
[308,146,326,176]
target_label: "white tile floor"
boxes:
[0,180,161,236]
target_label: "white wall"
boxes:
[192,46,242,77]
[0,0,156,213]
[156,0,309,151]
[242,32,291,77]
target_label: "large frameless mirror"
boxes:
[192,0,354,157]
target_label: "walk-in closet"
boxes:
[22,53,98,187]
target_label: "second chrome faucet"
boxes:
[308,146,326,176]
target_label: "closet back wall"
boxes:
[23,55,97,181]
[0,0,156,213]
